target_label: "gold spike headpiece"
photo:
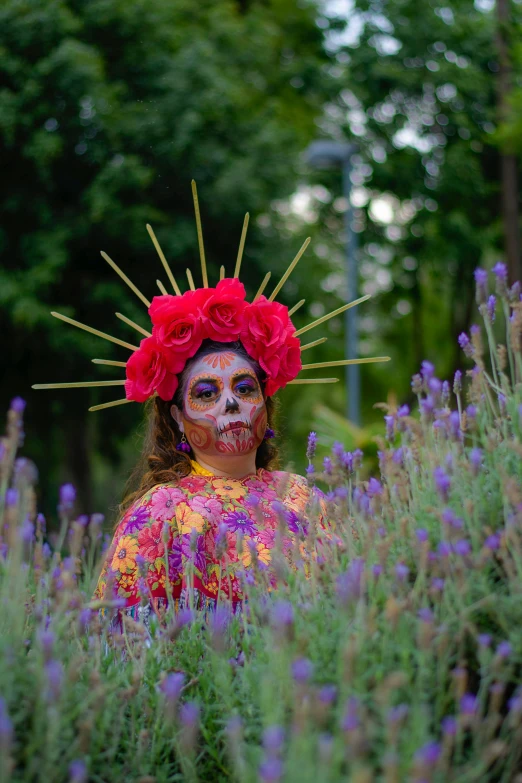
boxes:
[33,181,389,410]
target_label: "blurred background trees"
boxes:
[1,0,520,519]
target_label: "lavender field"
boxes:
[1,265,521,782]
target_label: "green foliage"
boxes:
[0,273,521,781]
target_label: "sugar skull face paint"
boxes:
[174,352,267,458]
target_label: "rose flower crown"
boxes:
[33,181,390,409]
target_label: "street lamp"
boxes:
[305,140,360,425]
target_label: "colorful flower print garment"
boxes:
[94,466,325,629]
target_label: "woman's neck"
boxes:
[192,452,257,479]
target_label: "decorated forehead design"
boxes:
[32,181,390,411]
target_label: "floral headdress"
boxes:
[33,181,389,410]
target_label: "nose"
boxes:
[225,397,240,413]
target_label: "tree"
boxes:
[307,0,522,397]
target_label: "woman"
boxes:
[32,186,385,628]
[94,335,322,629]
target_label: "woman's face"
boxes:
[172,351,267,458]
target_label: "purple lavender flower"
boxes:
[433,467,451,502]
[397,404,410,417]
[415,741,441,766]
[259,758,283,783]
[478,633,491,648]
[318,685,337,705]
[415,528,428,543]
[44,660,64,702]
[421,360,435,382]
[68,760,87,783]
[10,397,26,413]
[305,464,315,476]
[180,701,199,728]
[492,261,508,280]
[420,395,435,419]
[448,411,462,441]
[474,268,488,303]
[495,641,512,660]
[291,658,314,684]
[498,394,507,414]
[387,703,409,724]
[336,558,365,603]
[0,698,13,748]
[431,578,445,592]
[306,431,318,461]
[392,447,404,466]
[341,697,360,731]
[323,457,332,475]
[332,441,345,458]
[352,449,364,469]
[441,380,450,405]
[441,508,462,529]
[458,333,474,357]
[460,693,477,716]
[20,518,34,543]
[271,601,294,629]
[441,715,457,736]
[484,533,501,551]
[486,294,496,322]
[59,483,76,508]
[372,563,382,578]
[395,562,410,582]
[466,405,477,419]
[469,448,482,476]
[453,370,462,395]
[341,451,354,473]
[454,539,471,557]
[438,541,452,558]
[418,608,434,623]
[5,488,18,507]
[367,478,383,497]
[161,672,185,702]
[508,689,522,714]
[384,415,395,440]
[263,725,285,755]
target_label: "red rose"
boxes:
[240,296,294,362]
[125,336,182,402]
[264,336,302,396]
[149,293,205,356]
[200,277,247,341]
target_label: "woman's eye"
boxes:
[237,384,255,395]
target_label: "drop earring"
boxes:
[176,432,191,453]
[264,427,275,440]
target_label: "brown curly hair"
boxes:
[120,340,279,515]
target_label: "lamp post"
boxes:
[305,140,360,424]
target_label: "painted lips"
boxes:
[219,421,250,434]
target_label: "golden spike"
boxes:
[219,265,225,281]
[100,251,151,308]
[51,312,139,351]
[287,378,339,385]
[156,279,168,295]
[269,237,311,302]
[89,399,133,412]
[301,356,391,370]
[32,380,126,390]
[234,213,249,278]
[92,359,127,367]
[294,295,371,337]
[253,272,271,302]
[115,312,151,338]
[288,299,305,317]
[191,180,208,287]
[300,337,328,353]
[146,224,182,296]
[186,268,196,291]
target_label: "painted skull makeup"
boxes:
[174,352,267,458]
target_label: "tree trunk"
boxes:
[496,0,521,284]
